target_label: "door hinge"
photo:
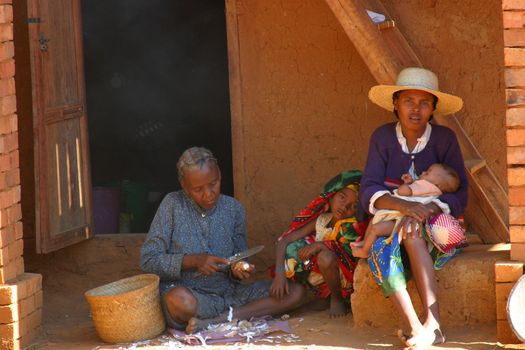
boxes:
[27,17,41,24]
[39,32,50,51]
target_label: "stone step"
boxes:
[350,243,510,328]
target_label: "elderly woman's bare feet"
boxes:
[185,317,207,334]
[329,296,348,318]
[403,327,445,350]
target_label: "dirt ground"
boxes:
[27,287,522,350]
[22,235,524,350]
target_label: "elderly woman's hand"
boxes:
[190,254,229,275]
[230,260,254,280]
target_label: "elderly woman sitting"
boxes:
[140,147,305,333]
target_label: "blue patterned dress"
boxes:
[140,191,269,327]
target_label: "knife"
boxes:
[193,245,265,277]
[220,244,265,268]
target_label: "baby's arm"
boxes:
[397,183,413,197]
[351,220,395,258]
[397,173,414,196]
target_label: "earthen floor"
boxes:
[28,297,522,350]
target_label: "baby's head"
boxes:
[329,185,358,221]
[420,163,460,193]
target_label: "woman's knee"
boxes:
[164,286,197,320]
[402,235,430,257]
[316,250,336,269]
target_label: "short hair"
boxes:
[435,163,460,192]
[177,147,218,181]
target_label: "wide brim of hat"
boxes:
[368,85,464,116]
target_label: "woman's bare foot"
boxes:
[350,242,369,258]
[403,327,445,349]
[185,317,208,334]
[329,296,348,318]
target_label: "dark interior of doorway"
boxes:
[81,0,233,233]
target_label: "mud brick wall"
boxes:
[504,0,525,260]
[0,1,42,349]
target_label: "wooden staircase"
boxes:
[324,0,509,243]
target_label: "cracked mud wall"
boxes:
[230,0,507,267]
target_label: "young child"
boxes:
[270,170,366,317]
[351,163,460,258]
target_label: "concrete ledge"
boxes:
[350,244,510,328]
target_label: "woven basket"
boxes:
[85,274,166,343]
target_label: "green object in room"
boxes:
[120,180,148,233]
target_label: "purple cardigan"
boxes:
[359,122,468,217]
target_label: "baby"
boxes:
[351,163,460,258]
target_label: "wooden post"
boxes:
[225,0,247,203]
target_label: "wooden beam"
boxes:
[360,0,422,68]
[324,0,400,84]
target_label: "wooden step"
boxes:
[465,158,486,174]
[324,0,509,243]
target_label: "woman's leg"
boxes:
[316,249,347,317]
[389,288,423,333]
[401,236,445,348]
[164,286,198,325]
[186,282,306,333]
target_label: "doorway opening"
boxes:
[81,0,233,234]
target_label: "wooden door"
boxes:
[26,0,92,253]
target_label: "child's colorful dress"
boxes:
[277,170,368,301]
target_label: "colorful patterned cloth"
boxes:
[367,213,466,297]
[277,170,368,301]
[426,213,468,253]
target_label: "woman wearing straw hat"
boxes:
[359,67,468,350]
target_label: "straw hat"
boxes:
[368,67,463,115]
